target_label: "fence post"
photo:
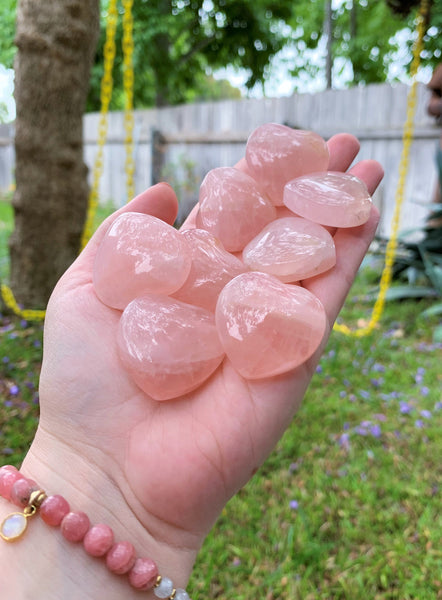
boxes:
[151,128,166,186]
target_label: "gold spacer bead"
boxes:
[154,575,162,588]
[169,589,176,599]
[28,490,47,509]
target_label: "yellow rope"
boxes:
[80,0,118,251]
[122,0,135,201]
[0,284,46,322]
[333,0,429,337]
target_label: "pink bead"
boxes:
[118,294,225,401]
[61,511,90,543]
[0,468,24,501]
[10,477,39,507]
[197,167,276,252]
[215,272,327,379]
[0,465,17,473]
[83,523,114,557]
[245,124,329,206]
[106,541,136,574]
[128,557,158,590]
[40,495,70,527]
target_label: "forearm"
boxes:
[0,430,197,600]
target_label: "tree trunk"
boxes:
[9,0,100,308]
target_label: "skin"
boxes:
[0,133,383,599]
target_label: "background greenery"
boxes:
[0,194,440,599]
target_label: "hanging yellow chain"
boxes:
[122,0,135,201]
[333,0,429,337]
[80,0,118,251]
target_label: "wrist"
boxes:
[0,428,198,599]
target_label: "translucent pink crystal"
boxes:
[245,124,329,206]
[118,295,225,400]
[172,229,247,311]
[93,212,192,310]
[215,272,326,379]
[197,167,276,252]
[242,217,336,282]
[284,171,372,228]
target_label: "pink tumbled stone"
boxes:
[245,124,329,206]
[93,212,192,310]
[40,494,70,527]
[83,523,114,557]
[106,541,136,574]
[128,557,158,590]
[10,477,39,508]
[118,294,225,400]
[284,171,372,228]
[61,511,90,543]
[242,217,336,282]
[197,167,276,252]
[215,272,326,379]
[0,468,23,501]
[172,229,247,311]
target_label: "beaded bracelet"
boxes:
[0,465,191,599]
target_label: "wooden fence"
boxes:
[1,82,440,238]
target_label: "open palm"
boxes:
[26,134,383,565]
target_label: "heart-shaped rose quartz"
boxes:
[93,212,191,310]
[245,124,329,206]
[118,294,225,400]
[215,272,326,379]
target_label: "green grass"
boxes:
[1,202,441,599]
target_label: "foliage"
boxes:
[1,1,441,109]
[288,0,442,88]
[87,0,294,108]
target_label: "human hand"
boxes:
[18,133,383,597]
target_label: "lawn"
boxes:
[0,200,441,599]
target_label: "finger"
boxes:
[302,159,384,326]
[349,159,384,195]
[327,133,360,172]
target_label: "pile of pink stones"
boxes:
[93,123,372,401]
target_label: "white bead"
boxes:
[154,576,174,598]
[175,589,191,600]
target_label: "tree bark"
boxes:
[9,0,100,308]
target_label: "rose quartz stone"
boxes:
[172,229,247,311]
[242,217,336,282]
[106,541,136,574]
[197,167,276,252]
[93,212,192,310]
[128,557,158,590]
[0,468,23,501]
[118,295,225,400]
[284,171,372,227]
[245,124,329,206]
[61,511,91,543]
[215,272,326,378]
[83,523,114,557]
[40,495,70,527]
